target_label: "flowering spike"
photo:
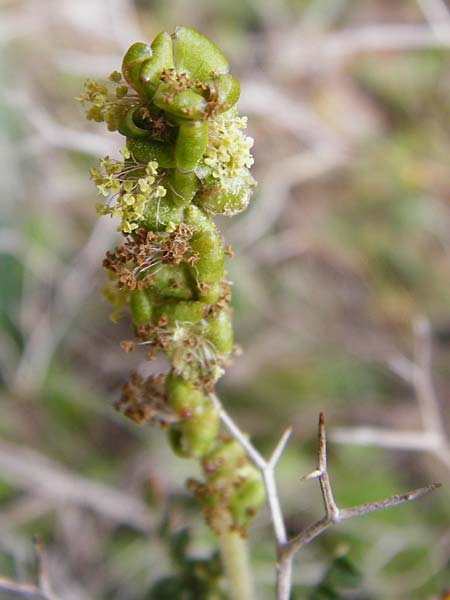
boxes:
[82,26,262,536]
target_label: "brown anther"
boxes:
[186,253,199,267]
[179,407,193,419]
[224,244,234,258]
[203,457,224,473]
[158,314,169,327]
[145,347,157,361]
[198,281,211,296]
[120,340,135,353]
[162,93,174,104]
[115,371,171,425]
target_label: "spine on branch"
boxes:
[80,26,263,536]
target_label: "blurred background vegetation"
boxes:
[0,0,450,598]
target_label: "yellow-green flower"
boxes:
[92,153,166,233]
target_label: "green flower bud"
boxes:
[122,42,153,97]
[202,439,244,480]
[139,32,174,94]
[151,263,195,300]
[166,374,219,458]
[130,289,152,325]
[184,206,224,290]
[197,280,221,304]
[168,408,219,458]
[175,121,208,172]
[203,308,233,355]
[127,138,176,169]
[166,372,203,411]
[172,26,229,81]
[152,300,205,325]
[205,73,240,111]
[229,468,265,530]
[141,195,182,231]
[119,107,151,138]
[153,85,207,120]
[168,169,199,206]
[195,178,254,216]
[201,440,265,532]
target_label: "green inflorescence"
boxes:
[81,26,264,536]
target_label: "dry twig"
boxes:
[332,316,450,473]
[0,539,60,600]
[0,441,153,530]
[214,396,441,600]
[13,217,115,395]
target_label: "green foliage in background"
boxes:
[0,1,449,598]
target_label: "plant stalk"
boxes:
[219,530,254,600]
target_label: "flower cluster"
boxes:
[196,108,256,216]
[114,371,176,425]
[188,438,265,536]
[83,26,264,537]
[102,225,199,291]
[201,109,255,180]
[91,148,166,233]
[77,71,139,131]
[134,317,231,390]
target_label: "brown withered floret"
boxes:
[194,81,209,93]
[208,280,232,317]
[135,322,173,355]
[186,477,239,537]
[102,225,198,291]
[158,69,230,120]
[133,318,230,392]
[157,314,169,327]
[180,106,198,117]
[160,68,193,93]
[198,281,212,297]
[120,339,136,353]
[114,371,176,426]
[137,108,170,140]
[224,244,234,258]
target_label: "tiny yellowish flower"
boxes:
[138,178,150,192]
[120,146,131,159]
[146,161,158,175]
[116,85,128,98]
[123,181,135,193]
[123,193,135,206]
[108,70,122,82]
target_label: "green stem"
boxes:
[218,530,254,600]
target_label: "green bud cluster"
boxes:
[189,439,266,536]
[83,26,264,535]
